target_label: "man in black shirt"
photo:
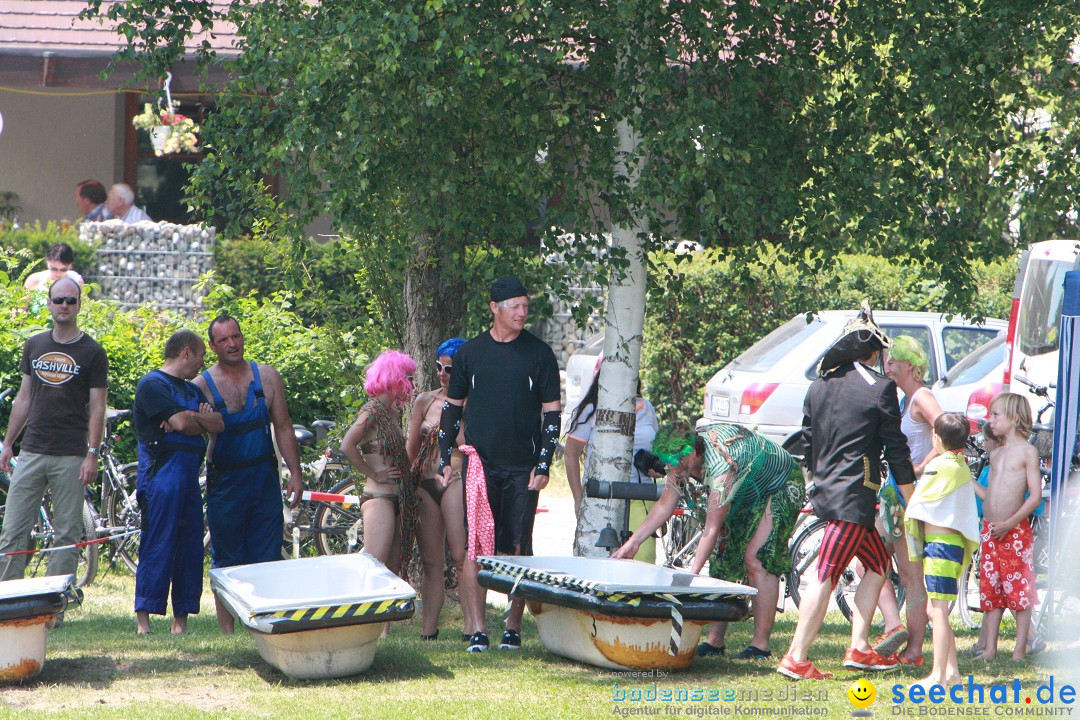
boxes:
[0,277,108,585]
[439,276,561,652]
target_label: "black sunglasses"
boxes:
[436,361,453,373]
[50,296,78,305]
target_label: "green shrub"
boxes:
[641,246,1016,424]
[213,234,399,344]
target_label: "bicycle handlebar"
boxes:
[1014,374,1053,398]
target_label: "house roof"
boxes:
[0,0,237,57]
[0,0,237,88]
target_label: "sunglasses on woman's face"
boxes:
[436,361,453,374]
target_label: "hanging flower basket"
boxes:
[132,102,199,156]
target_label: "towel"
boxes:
[460,445,496,561]
[904,451,980,562]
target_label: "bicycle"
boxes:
[281,420,356,557]
[86,408,143,575]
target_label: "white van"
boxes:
[1004,240,1080,413]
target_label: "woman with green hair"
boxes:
[613,423,805,660]
[871,335,944,666]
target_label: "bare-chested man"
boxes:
[972,392,1042,660]
[192,315,303,633]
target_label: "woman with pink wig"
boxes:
[341,349,419,574]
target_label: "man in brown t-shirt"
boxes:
[0,277,108,582]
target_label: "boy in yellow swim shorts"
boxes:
[903,413,980,691]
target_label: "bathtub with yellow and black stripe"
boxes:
[210,553,415,679]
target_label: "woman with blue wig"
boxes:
[407,337,474,640]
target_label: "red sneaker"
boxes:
[844,647,899,671]
[777,654,833,680]
[872,625,909,657]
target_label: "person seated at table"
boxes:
[614,423,805,660]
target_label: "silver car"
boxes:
[698,311,1007,445]
[933,332,1006,433]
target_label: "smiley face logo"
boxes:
[848,678,876,709]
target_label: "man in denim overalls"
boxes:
[193,314,304,633]
[134,330,223,634]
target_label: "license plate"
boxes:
[710,395,730,417]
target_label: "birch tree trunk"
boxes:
[573,115,648,556]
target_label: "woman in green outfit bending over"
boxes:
[614,423,805,660]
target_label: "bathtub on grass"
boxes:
[0,574,79,682]
[478,556,754,671]
[209,553,415,680]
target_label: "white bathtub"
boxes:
[210,553,416,679]
[478,556,754,671]
[0,575,77,682]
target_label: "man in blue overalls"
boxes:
[134,330,223,634]
[192,315,304,633]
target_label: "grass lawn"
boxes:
[0,568,1068,720]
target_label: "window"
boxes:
[941,327,1001,370]
[124,94,209,224]
[1017,258,1074,358]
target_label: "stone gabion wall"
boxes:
[80,220,215,312]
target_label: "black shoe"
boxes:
[420,630,439,641]
[498,629,522,650]
[697,642,725,657]
[466,632,490,652]
[733,645,772,660]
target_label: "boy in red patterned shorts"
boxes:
[972,393,1042,660]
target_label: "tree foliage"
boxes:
[83,0,1080,346]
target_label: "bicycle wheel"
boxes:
[77,502,99,587]
[787,517,827,609]
[20,493,99,587]
[312,477,365,556]
[106,464,141,574]
[956,549,981,630]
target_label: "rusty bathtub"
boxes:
[0,575,78,682]
[478,556,753,671]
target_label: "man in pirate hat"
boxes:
[777,302,916,680]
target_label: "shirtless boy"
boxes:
[972,393,1042,660]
